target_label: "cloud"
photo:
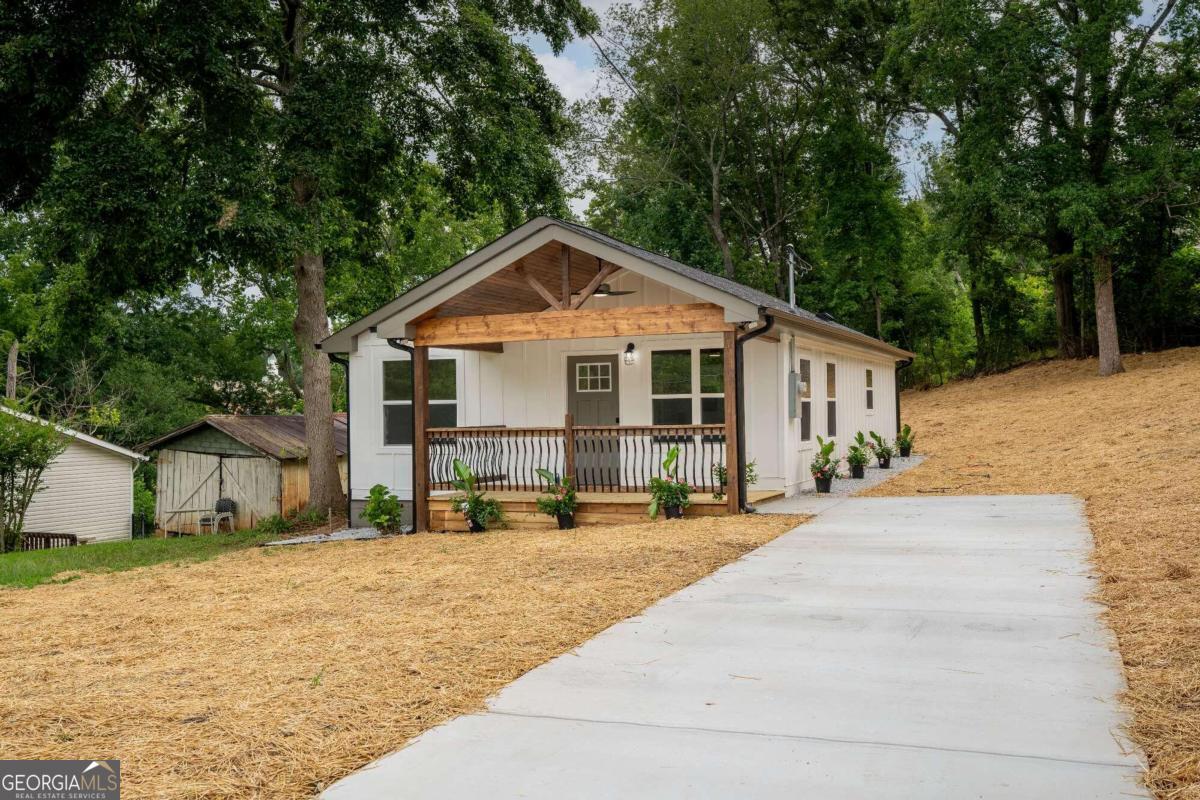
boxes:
[536,51,598,104]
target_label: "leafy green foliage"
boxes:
[362,484,405,534]
[449,459,504,530]
[255,515,294,536]
[0,406,69,552]
[534,468,578,517]
[847,433,871,468]
[810,435,840,480]
[647,446,692,519]
[868,431,894,462]
[895,424,916,452]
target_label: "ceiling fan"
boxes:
[588,255,635,297]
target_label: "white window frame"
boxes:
[381,355,459,449]
[865,368,875,413]
[798,357,812,442]
[825,361,837,437]
[575,361,613,393]
[650,347,725,426]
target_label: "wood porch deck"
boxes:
[427,489,784,532]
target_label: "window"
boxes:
[866,368,874,411]
[382,358,458,445]
[798,358,812,441]
[576,362,612,393]
[826,362,837,437]
[650,348,724,425]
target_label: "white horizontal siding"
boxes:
[25,439,134,543]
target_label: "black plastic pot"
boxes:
[556,512,575,530]
[815,476,833,493]
[467,518,485,533]
[665,505,685,519]
[878,455,892,469]
[899,445,912,457]
[850,463,865,479]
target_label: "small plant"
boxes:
[810,435,840,481]
[291,507,329,526]
[847,437,871,466]
[256,514,293,535]
[535,468,578,529]
[711,459,759,500]
[896,423,916,456]
[362,484,405,534]
[648,446,692,519]
[448,458,504,532]
[868,431,895,467]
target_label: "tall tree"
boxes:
[1,0,596,510]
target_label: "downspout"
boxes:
[895,356,914,436]
[324,348,352,525]
[736,312,775,513]
[386,337,417,529]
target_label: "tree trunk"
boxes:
[968,276,987,373]
[707,167,735,279]
[5,339,16,401]
[293,249,346,513]
[1052,263,1082,358]
[873,289,883,339]
[1092,252,1124,376]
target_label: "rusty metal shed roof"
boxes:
[138,414,348,460]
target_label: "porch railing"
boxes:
[427,416,727,493]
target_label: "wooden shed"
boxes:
[141,415,347,534]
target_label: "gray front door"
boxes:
[567,355,620,488]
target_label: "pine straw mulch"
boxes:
[0,513,804,799]
[862,347,1200,799]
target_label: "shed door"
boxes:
[567,355,620,487]
[157,451,279,533]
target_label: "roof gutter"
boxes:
[321,345,353,525]
[895,356,914,436]
[770,308,914,360]
[736,312,775,512]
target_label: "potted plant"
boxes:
[896,423,916,457]
[868,431,894,469]
[648,446,692,519]
[810,435,840,493]
[846,434,870,479]
[710,459,758,500]
[535,468,578,530]
[362,484,405,534]
[448,458,504,532]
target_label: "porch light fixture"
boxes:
[623,342,637,366]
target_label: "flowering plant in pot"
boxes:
[868,431,894,468]
[810,435,840,493]
[648,446,692,519]
[710,459,758,500]
[846,433,871,479]
[535,468,578,530]
[448,458,504,532]
[896,424,916,457]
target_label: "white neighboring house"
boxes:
[2,407,147,544]
[319,218,914,530]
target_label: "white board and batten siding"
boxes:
[24,437,140,544]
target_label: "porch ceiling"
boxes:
[423,240,622,320]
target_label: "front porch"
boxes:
[429,488,785,532]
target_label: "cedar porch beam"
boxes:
[723,329,740,513]
[513,262,564,311]
[560,243,571,308]
[569,262,619,309]
[412,345,430,532]
[414,303,734,347]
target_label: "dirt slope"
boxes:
[866,347,1200,799]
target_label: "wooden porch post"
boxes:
[563,413,575,487]
[413,345,430,532]
[723,329,740,513]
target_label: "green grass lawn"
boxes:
[0,531,274,589]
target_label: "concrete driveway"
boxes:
[324,495,1145,799]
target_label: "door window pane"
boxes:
[827,400,837,436]
[652,397,692,425]
[651,350,691,395]
[576,362,612,392]
[799,359,812,399]
[826,362,836,398]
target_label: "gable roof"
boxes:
[138,414,349,460]
[320,217,912,359]
[0,406,147,462]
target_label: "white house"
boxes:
[319,218,913,530]
[2,407,147,544]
